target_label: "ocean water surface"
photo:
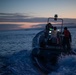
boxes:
[0,28,76,75]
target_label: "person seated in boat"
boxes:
[44,23,53,38]
[62,27,72,50]
[51,27,59,44]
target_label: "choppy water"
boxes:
[0,28,76,75]
[0,29,41,56]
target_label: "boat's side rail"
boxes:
[32,31,44,48]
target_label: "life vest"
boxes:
[64,30,70,37]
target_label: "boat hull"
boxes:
[31,31,76,73]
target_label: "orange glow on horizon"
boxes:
[0,22,46,29]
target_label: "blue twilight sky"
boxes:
[0,0,76,18]
[0,0,76,30]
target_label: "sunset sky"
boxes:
[0,0,76,30]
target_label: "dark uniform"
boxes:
[45,23,53,38]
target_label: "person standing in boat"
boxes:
[44,23,53,38]
[62,27,72,50]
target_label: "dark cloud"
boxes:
[0,24,22,30]
[0,13,48,22]
[0,13,15,16]
[0,13,31,19]
[0,13,29,17]
[0,13,76,24]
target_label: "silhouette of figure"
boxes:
[44,23,53,38]
[51,27,58,38]
[51,27,59,44]
[62,27,72,50]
